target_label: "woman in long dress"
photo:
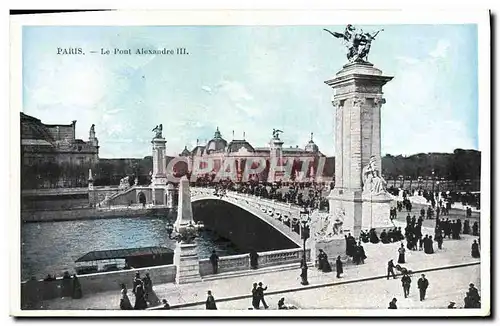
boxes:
[335,256,343,278]
[397,244,406,264]
[119,284,133,310]
[134,284,148,310]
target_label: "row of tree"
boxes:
[381,149,481,181]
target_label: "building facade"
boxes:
[21,112,99,188]
[179,127,332,183]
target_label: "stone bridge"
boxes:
[190,187,307,247]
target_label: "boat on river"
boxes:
[74,246,174,275]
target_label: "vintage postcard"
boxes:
[9,9,490,317]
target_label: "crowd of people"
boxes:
[345,233,368,265]
[119,272,161,310]
[196,176,331,211]
[359,227,404,245]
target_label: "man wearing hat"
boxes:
[132,272,142,294]
[417,274,429,301]
[256,282,269,309]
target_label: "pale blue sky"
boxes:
[22,24,478,158]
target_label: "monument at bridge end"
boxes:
[325,62,394,238]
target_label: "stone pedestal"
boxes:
[325,62,393,238]
[361,194,395,232]
[312,237,346,267]
[174,242,202,284]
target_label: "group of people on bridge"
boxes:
[197,177,331,211]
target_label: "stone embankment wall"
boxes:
[21,206,171,223]
[21,264,177,306]
[21,247,310,306]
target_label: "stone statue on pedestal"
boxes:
[362,156,388,196]
[152,124,163,139]
[323,25,384,63]
[119,176,130,190]
[272,128,283,140]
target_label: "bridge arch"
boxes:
[191,190,303,252]
[137,191,146,205]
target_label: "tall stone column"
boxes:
[268,136,284,183]
[151,137,168,186]
[325,62,394,237]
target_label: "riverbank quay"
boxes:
[21,205,173,223]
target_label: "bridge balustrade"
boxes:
[258,248,311,268]
[198,247,311,277]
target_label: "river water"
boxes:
[21,217,241,281]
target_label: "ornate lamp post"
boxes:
[299,206,311,286]
[431,170,436,194]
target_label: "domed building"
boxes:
[205,127,227,154]
[179,127,330,183]
[304,133,319,153]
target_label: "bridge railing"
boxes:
[199,253,250,276]
[258,247,311,268]
[198,247,311,277]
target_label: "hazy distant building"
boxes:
[21,112,99,167]
[179,127,333,183]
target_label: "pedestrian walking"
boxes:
[142,273,153,301]
[119,284,133,310]
[398,243,406,264]
[401,273,412,298]
[206,290,217,310]
[435,231,443,250]
[471,240,480,258]
[417,274,429,301]
[134,284,148,310]
[256,282,269,309]
[388,298,398,309]
[336,255,343,278]
[132,272,142,294]
[387,259,397,280]
[251,283,259,309]
[210,250,220,274]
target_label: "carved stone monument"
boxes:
[325,25,394,237]
[173,176,202,284]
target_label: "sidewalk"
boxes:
[38,233,480,310]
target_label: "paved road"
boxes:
[38,233,480,310]
[181,264,481,310]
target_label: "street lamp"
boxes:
[299,207,311,286]
[431,170,436,194]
